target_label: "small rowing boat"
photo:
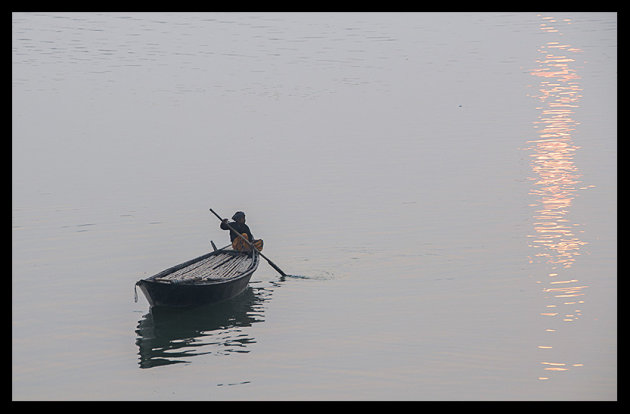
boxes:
[135,244,260,308]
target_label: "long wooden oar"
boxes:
[209,208,288,277]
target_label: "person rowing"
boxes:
[220,211,263,252]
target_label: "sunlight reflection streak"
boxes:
[527,15,588,381]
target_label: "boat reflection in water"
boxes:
[135,282,275,369]
[527,16,591,381]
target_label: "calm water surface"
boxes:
[12,12,616,400]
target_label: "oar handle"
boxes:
[209,208,287,277]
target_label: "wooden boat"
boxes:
[135,244,260,308]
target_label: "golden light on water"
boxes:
[528,20,585,271]
[527,16,590,380]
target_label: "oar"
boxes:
[209,208,288,277]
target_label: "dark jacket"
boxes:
[220,220,254,242]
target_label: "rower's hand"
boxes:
[222,219,228,224]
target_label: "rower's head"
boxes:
[232,211,246,224]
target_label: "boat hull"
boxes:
[136,248,259,308]
[137,271,255,308]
